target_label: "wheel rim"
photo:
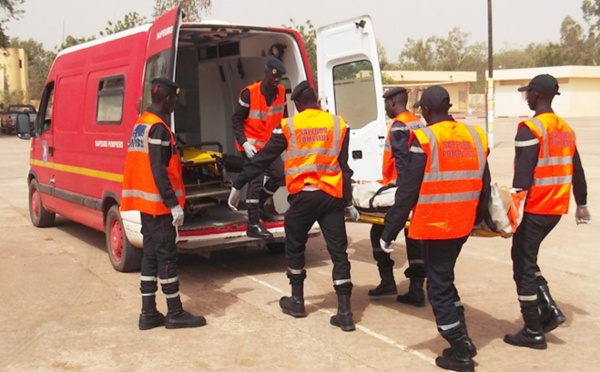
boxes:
[31,188,40,220]
[110,217,123,262]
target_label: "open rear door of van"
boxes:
[141,6,182,112]
[316,15,386,182]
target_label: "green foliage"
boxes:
[0,88,24,104]
[100,12,147,37]
[56,35,95,52]
[284,19,317,88]
[0,0,23,48]
[153,0,212,22]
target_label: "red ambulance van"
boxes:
[18,7,386,272]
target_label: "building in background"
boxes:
[493,66,600,118]
[382,70,477,114]
[0,48,30,107]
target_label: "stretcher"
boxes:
[351,182,513,238]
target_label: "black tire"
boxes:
[105,205,143,272]
[28,178,55,227]
[266,242,286,254]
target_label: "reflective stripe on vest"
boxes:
[409,122,487,239]
[281,110,345,198]
[237,81,286,151]
[521,115,575,215]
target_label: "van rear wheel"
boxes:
[29,178,55,227]
[106,205,143,272]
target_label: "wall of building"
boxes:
[492,66,600,118]
[0,48,30,104]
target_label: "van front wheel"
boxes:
[106,205,143,272]
[29,178,55,227]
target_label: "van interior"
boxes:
[163,24,309,220]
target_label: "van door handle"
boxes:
[48,146,54,156]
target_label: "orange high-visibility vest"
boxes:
[381,111,424,185]
[519,113,575,215]
[121,112,185,215]
[235,81,286,151]
[280,109,347,198]
[409,121,488,239]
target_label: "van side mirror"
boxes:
[16,113,32,140]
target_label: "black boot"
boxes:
[538,284,566,333]
[368,267,397,296]
[246,205,273,239]
[435,336,474,372]
[138,295,165,330]
[504,302,546,349]
[442,308,477,358]
[397,278,425,307]
[280,283,307,318]
[165,296,207,329]
[330,294,355,332]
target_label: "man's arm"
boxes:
[338,128,354,205]
[233,129,287,189]
[389,121,410,184]
[381,141,426,242]
[513,125,538,190]
[475,160,492,225]
[148,124,179,208]
[232,89,250,147]
[572,148,588,206]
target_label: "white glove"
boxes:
[170,205,184,227]
[575,205,591,225]
[242,142,257,158]
[380,238,394,253]
[228,187,242,210]
[345,205,360,221]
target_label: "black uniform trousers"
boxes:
[140,213,179,296]
[242,152,284,204]
[284,190,352,294]
[370,224,425,278]
[423,235,469,342]
[511,212,561,299]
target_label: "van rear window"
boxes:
[96,75,125,124]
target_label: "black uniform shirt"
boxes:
[389,117,412,185]
[147,107,179,209]
[381,114,491,242]
[513,114,587,206]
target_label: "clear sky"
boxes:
[5,0,586,61]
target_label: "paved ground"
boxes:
[0,117,598,372]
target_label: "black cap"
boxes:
[413,85,452,110]
[290,80,313,101]
[265,57,286,76]
[518,74,560,95]
[151,77,180,95]
[382,86,407,99]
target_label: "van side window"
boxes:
[332,60,377,130]
[142,51,169,111]
[37,82,54,134]
[96,75,125,124]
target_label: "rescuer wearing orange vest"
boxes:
[367,87,427,307]
[381,86,490,372]
[228,81,360,332]
[122,78,206,330]
[503,74,590,350]
[232,58,287,239]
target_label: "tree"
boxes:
[284,19,317,88]
[398,37,436,70]
[153,0,212,22]
[0,0,23,48]
[56,35,95,52]
[100,11,147,37]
